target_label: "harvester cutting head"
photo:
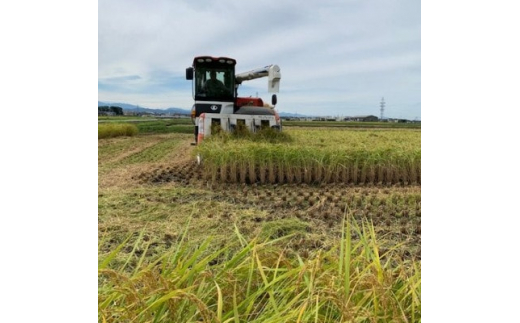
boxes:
[186,56,282,144]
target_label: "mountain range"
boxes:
[98,101,308,118]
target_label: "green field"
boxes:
[99,116,193,134]
[98,119,421,322]
[98,116,420,136]
[282,120,420,129]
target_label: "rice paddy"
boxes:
[98,123,421,322]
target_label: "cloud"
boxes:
[99,0,420,119]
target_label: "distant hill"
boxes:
[98,101,310,117]
[278,112,308,118]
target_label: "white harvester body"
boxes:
[197,112,280,144]
[186,56,282,144]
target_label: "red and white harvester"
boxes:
[186,56,282,144]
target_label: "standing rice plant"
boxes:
[248,161,257,183]
[219,164,228,182]
[277,163,285,184]
[416,161,421,185]
[307,150,320,183]
[285,162,294,184]
[377,164,385,184]
[268,160,276,184]
[217,147,230,183]
[351,160,359,184]
[385,164,394,185]
[409,149,421,185]
[322,166,332,184]
[99,215,420,322]
[340,163,349,184]
[259,165,266,184]
[360,164,367,185]
[303,159,312,184]
[290,149,303,184]
[239,146,254,184]
[323,162,333,184]
[272,146,282,183]
[383,150,398,185]
[239,159,248,184]
[98,123,139,139]
[294,166,302,184]
[365,153,378,185]
[368,165,376,185]
[210,166,218,183]
[230,161,238,183]
[397,151,410,185]
[323,151,340,184]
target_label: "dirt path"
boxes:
[99,134,195,189]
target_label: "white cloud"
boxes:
[99,0,420,119]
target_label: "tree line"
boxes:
[98,106,123,115]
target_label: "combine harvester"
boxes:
[186,56,282,145]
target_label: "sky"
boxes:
[98,0,421,120]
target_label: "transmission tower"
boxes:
[380,97,385,121]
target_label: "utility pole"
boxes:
[380,97,385,121]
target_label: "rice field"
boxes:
[197,128,421,185]
[98,123,421,322]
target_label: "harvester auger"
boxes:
[186,56,282,146]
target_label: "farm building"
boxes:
[344,115,379,122]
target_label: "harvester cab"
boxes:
[186,56,282,144]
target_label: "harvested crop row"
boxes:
[196,128,420,185]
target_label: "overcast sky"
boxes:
[99,0,420,119]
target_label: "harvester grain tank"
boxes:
[186,56,282,144]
